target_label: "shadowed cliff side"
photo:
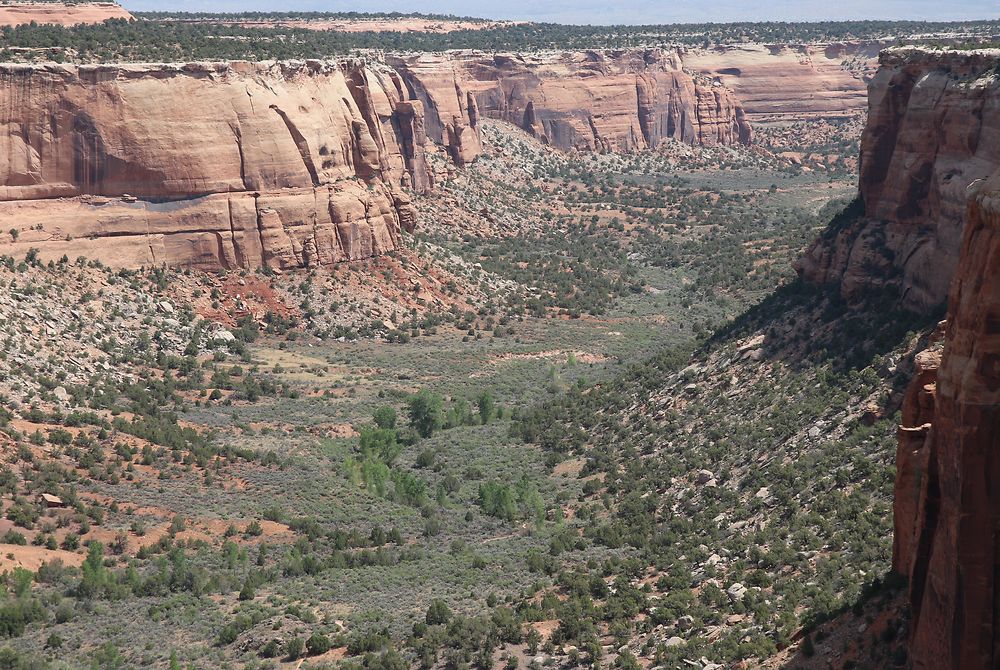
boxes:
[796,48,1000,314]
[893,169,1000,670]
[800,46,1000,669]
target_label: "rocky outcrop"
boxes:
[796,48,1000,313]
[388,54,484,165]
[892,328,943,576]
[0,59,429,270]
[0,2,132,27]
[0,50,752,270]
[683,41,884,122]
[391,49,752,155]
[851,48,1000,670]
[893,169,1000,670]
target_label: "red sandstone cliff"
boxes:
[895,163,1000,670]
[813,47,1000,669]
[390,49,752,156]
[0,50,752,271]
[0,60,429,270]
[0,2,132,27]
[796,48,1000,313]
[683,41,883,123]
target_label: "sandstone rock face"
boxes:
[870,49,1000,669]
[388,54,484,165]
[683,41,883,122]
[0,60,429,269]
[0,50,750,270]
[894,169,1000,670]
[0,2,132,27]
[796,48,1000,313]
[391,49,752,155]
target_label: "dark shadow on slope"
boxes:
[708,278,942,374]
[779,573,910,670]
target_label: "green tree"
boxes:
[407,390,444,438]
[306,632,331,655]
[615,651,641,670]
[477,392,496,423]
[91,643,123,670]
[286,637,305,660]
[361,459,390,497]
[238,581,255,601]
[77,542,108,599]
[425,599,452,625]
[359,427,401,465]
[479,481,518,521]
[10,569,31,598]
[373,406,397,430]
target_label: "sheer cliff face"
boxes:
[0,51,750,270]
[683,41,883,122]
[0,60,428,270]
[894,168,1000,670]
[848,49,1000,670]
[387,55,484,165]
[391,49,752,155]
[796,48,1000,313]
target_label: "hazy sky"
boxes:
[121,0,999,23]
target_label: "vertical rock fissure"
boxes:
[269,104,320,187]
[226,195,241,269]
[230,118,248,192]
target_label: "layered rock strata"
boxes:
[809,47,1000,669]
[0,50,752,270]
[390,49,752,155]
[0,1,132,27]
[683,41,884,122]
[796,48,1000,313]
[0,60,428,269]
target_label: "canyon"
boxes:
[0,2,132,27]
[1,12,999,666]
[798,47,1000,669]
[797,47,1000,313]
[0,50,752,270]
[684,41,882,122]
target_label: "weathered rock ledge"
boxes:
[796,47,1000,313]
[0,51,751,270]
[0,1,132,28]
[0,59,429,269]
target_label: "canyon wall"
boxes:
[807,47,1000,669]
[683,41,883,122]
[796,48,1000,313]
[0,2,132,27]
[0,50,752,270]
[390,49,752,156]
[895,159,1000,670]
[0,60,430,270]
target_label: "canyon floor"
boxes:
[0,112,929,669]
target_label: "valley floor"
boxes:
[0,117,917,669]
